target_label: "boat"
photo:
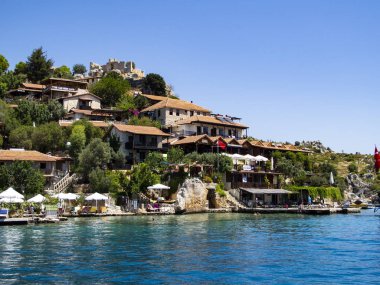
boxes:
[350,199,369,209]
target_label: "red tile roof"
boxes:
[0,150,58,162]
[113,124,170,136]
[141,97,210,113]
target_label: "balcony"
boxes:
[134,142,159,149]
[177,130,197,137]
[231,182,281,189]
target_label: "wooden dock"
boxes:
[237,207,361,215]
[0,218,29,226]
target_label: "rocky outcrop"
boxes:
[175,178,209,213]
[345,173,371,195]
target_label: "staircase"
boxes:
[226,192,247,210]
[45,173,77,195]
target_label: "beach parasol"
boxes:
[27,194,46,203]
[0,187,24,203]
[85,192,108,210]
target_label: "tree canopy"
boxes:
[90,72,130,106]
[53,65,73,79]
[25,47,54,83]
[15,100,64,126]
[142,73,167,96]
[78,138,112,180]
[0,161,45,195]
[72,64,87,75]
[0,54,9,74]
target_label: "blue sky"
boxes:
[1,0,379,154]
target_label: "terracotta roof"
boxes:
[0,150,58,162]
[141,97,210,113]
[69,109,93,115]
[141,94,167,101]
[112,124,170,136]
[237,139,310,152]
[208,136,228,144]
[41,77,88,86]
[224,137,240,145]
[165,137,179,144]
[175,115,248,128]
[22,83,45,89]
[171,134,213,145]
[59,120,110,128]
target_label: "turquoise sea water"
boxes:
[1,211,380,284]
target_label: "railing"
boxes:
[134,142,158,149]
[176,130,197,137]
[52,173,77,193]
[231,182,280,189]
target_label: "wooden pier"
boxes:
[237,207,361,215]
[0,218,29,226]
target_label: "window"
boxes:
[169,109,173,115]
[197,126,201,135]
[40,163,46,169]
[228,129,232,136]
[190,111,194,116]
[203,127,209,135]
[139,135,146,144]
[197,111,200,115]
[176,109,180,116]
[219,128,224,136]
[150,137,157,146]
[158,110,161,117]
[211,128,217,136]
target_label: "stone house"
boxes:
[140,97,211,128]
[0,149,71,189]
[60,93,101,112]
[109,124,170,165]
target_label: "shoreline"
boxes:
[0,207,362,226]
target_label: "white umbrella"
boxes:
[0,187,24,203]
[329,172,335,185]
[243,154,256,161]
[27,194,46,203]
[271,157,274,171]
[85,192,108,201]
[0,187,24,199]
[254,155,268,162]
[147,184,170,190]
[85,192,108,210]
[231,154,245,160]
[53,193,79,200]
[0,197,24,203]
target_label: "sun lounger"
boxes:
[0,209,9,218]
[89,207,97,213]
[147,204,159,212]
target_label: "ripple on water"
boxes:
[0,213,380,284]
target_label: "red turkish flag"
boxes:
[375,146,380,171]
[217,139,227,150]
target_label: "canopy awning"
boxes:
[27,194,46,203]
[0,187,24,199]
[147,184,170,190]
[85,192,108,201]
[240,188,293,195]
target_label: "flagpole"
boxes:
[217,141,219,172]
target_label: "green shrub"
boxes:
[348,163,358,173]
[286,185,342,201]
[215,184,226,197]
[203,176,213,183]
